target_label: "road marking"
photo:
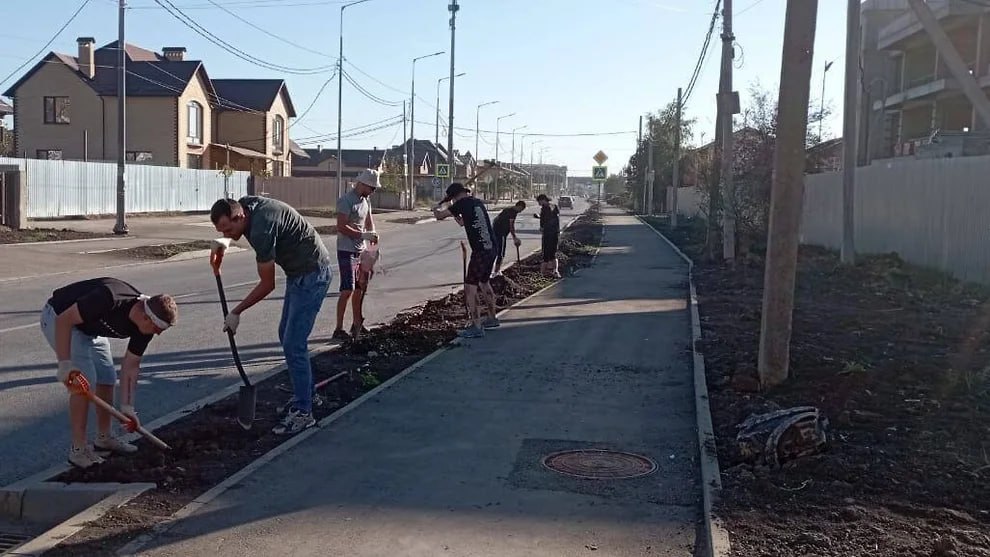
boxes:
[0,323,36,334]
[185,222,216,228]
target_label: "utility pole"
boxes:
[758,0,819,388]
[840,0,860,264]
[646,137,655,215]
[718,0,736,260]
[671,87,682,228]
[402,100,408,207]
[819,60,833,141]
[113,0,128,235]
[446,0,459,188]
[636,114,646,213]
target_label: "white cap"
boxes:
[355,168,382,189]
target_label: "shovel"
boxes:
[515,243,520,263]
[211,239,256,430]
[67,372,171,450]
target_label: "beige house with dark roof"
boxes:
[2,37,298,174]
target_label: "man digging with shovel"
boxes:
[433,183,499,338]
[210,196,333,435]
[40,278,178,468]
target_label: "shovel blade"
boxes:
[237,385,257,430]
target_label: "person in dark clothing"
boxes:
[535,194,561,278]
[41,278,178,468]
[491,200,526,277]
[433,183,499,338]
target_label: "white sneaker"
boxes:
[273,409,316,435]
[68,446,105,469]
[95,435,138,454]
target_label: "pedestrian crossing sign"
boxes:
[436,164,450,179]
[592,165,607,181]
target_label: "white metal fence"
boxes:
[802,155,990,284]
[0,157,251,219]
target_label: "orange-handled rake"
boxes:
[67,372,171,451]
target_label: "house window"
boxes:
[36,149,63,160]
[43,97,70,124]
[272,160,285,177]
[272,116,285,153]
[187,154,203,169]
[126,151,153,163]
[187,101,203,145]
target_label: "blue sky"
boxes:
[1,0,848,176]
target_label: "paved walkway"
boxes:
[136,209,700,557]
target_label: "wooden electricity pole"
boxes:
[757,0,819,387]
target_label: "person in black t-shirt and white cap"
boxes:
[433,183,500,338]
[40,277,178,469]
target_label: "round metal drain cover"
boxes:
[541,449,658,480]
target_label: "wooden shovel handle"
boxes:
[68,372,171,450]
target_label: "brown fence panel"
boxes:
[257,176,407,210]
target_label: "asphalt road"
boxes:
[0,199,586,487]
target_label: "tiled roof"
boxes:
[211,79,297,116]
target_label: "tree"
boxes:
[623,101,695,213]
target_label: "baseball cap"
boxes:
[439,182,470,204]
[355,168,381,189]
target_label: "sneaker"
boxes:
[458,325,486,339]
[68,446,105,469]
[482,316,501,330]
[273,408,316,435]
[281,393,324,414]
[94,435,138,454]
[332,329,351,341]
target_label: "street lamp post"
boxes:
[437,72,466,144]
[529,139,542,197]
[475,100,498,166]
[337,0,373,199]
[410,50,445,208]
[511,125,526,169]
[494,113,515,201]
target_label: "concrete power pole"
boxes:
[113,0,128,235]
[840,0,860,265]
[646,137,655,216]
[638,115,643,213]
[446,0,459,188]
[718,0,736,260]
[671,87,682,229]
[758,0,819,388]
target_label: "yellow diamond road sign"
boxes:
[436,164,450,178]
[593,150,608,165]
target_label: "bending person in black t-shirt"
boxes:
[433,183,500,339]
[535,194,562,278]
[491,200,526,277]
[40,278,178,469]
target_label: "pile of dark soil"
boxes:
[0,226,107,244]
[646,216,990,557]
[110,240,214,260]
[45,206,603,556]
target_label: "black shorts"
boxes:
[466,250,496,285]
[493,233,509,263]
[542,232,559,262]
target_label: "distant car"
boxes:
[558,196,573,209]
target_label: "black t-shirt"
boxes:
[539,204,561,235]
[449,197,495,253]
[48,277,154,356]
[492,207,518,236]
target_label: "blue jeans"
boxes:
[278,264,332,414]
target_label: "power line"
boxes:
[341,69,404,107]
[153,0,335,74]
[130,0,348,9]
[0,0,92,89]
[682,0,721,107]
[204,0,332,59]
[414,119,637,138]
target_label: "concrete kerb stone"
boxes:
[116,208,598,556]
[635,215,730,557]
[8,483,155,557]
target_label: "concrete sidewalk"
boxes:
[135,209,700,557]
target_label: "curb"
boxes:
[635,216,730,557]
[0,236,121,248]
[8,483,154,557]
[116,208,599,556]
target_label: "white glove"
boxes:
[361,231,380,242]
[211,238,231,253]
[223,311,240,334]
[120,404,140,433]
[57,360,78,385]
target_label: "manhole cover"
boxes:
[541,449,658,480]
[0,531,31,553]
